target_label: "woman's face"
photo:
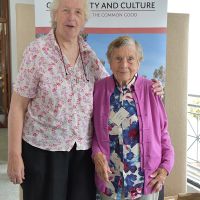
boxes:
[55,0,86,40]
[110,44,140,85]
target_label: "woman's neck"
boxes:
[54,30,80,66]
[55,31,79,51]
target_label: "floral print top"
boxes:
[103,76,144,200]
[14,30,108,151]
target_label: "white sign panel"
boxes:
[34,0,51,28]
[86,0,168,28]
[34,0,168,34]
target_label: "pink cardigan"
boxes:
[92,75,174,195]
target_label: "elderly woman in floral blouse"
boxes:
[92,36,174,200]
[7,0,108,200]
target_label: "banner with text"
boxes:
[34,0,167,81]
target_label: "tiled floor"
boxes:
[0,129,20,200]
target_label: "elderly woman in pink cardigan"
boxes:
[92,36,174,200]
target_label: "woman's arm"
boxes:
[7,91,30,184]
[148,167,168,193]
[148,92,174,192]
[93,152,111,183]
[92,124,111,182]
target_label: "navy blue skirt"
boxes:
[21,140,96,200]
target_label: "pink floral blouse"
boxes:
[14,30,108,151]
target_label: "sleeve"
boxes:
[92,131,102,158]
[88,49,109,81]
[92,81,103,158]
[14,42,40,98]
[156,95,175,174]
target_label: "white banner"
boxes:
[34,0,51,28]
[86,0,168,28]
[34,0,168,83]
[34,0,168,34]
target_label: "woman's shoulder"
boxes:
[135,76,157,99]
[94,76,115,95]
[25,31,53,51]
[79,36,92,51]
[95,76,112,86]
[79,36,99,59]
[137,76,152,88]
[23,37,43,55]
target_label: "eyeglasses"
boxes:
[112,56,137,64]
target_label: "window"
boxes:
[187,94,200,189]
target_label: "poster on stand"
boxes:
[34,0,168,82]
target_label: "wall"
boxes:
[168,0,200,95]
[16,4,35,69]
[165,13,189,196]
[9,0,34,84]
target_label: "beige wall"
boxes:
[16,4,35,69]
[16,4,189,198]
[165,13,189,196]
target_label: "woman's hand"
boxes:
[151,79,164,96]
[7,92,29,184]
[93,152,111,182]
[148,168,168,193]
[7,153,25,184]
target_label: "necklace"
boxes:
[54,31,89,82]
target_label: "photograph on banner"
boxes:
[34,0,167,85]
[86,33,166,86]
[84,0,168,84]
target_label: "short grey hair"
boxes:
[50,0,89,29]
[106,35,143,63]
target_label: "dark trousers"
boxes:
[21,140,96,200]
